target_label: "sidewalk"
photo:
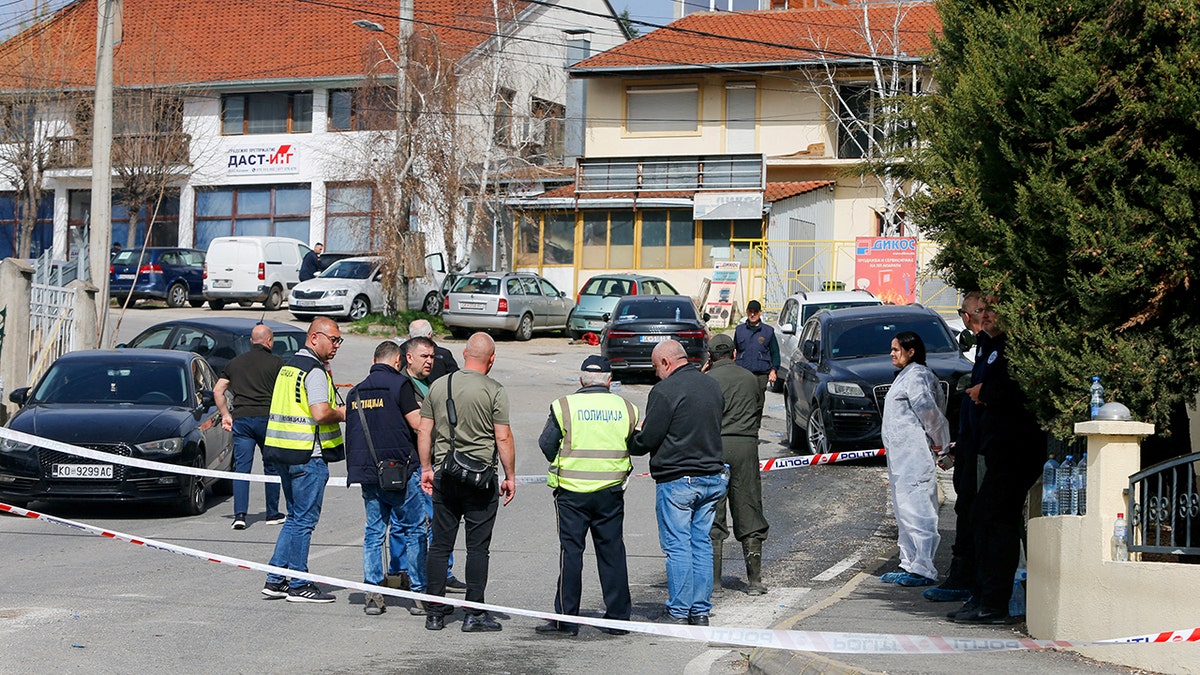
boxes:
[748,474,1142,674]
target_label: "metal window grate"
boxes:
[1127,452,1200,556]
[576,154,764,193]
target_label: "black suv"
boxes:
[783,304,972,454]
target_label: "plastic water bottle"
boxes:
[1074,453,1087,515]
[1112,513,1129,561]
[1008,567,1027,617]
[1041,457,1060,516]
[1089,376,1105,418]
[610,380,622,394]
[1056,456,1075,516]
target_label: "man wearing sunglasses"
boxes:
[262,317,348,603]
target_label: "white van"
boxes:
[203,236,313,310]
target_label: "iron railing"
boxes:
[1127,452,1200,556]
[47,133,191,169]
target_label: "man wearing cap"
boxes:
[705,333,770,596]
[533,355,639,637]
[733,300,780,395]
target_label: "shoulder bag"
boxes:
[438,373,498,489]
[353,389,408,494]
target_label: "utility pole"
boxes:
[396,0,413,236]
[89,0,118,348]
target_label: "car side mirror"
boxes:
[602,312,611,321]
[559,291,566,298]
[115,342,127,349]
[802,339,818,361]
[199,390,216,408]
[780,322,796,335]
[958,329,976,353]
[702,312,711,322]
[9,387,30,405]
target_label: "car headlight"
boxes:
[827,381,866,398]
[134,437,184,456]
[331,289,348,297]
[0,437,35,455]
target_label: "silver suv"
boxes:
[442,271,575,341]
[774,289,881,391]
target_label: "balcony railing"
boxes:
[1128,451,1200,556]
[47,133,191,169]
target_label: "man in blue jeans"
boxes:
[629,339,728,626]
[214,323,285,530]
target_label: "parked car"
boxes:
[442,271,574,341]
[567,274,679,340]
[783,304,972,455]
[323,251,448,315]
[774,289,881,392]
[600,295,709,375]
[0,349,234,515]
[203,236,313,311]
[109,247,207,308]
[289,256,386,321]
[118,318,306,374]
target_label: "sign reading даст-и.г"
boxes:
[854,237,918,305]
[226,144,299,176]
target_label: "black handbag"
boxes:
[438,373,497,488]
[353,390,408,494]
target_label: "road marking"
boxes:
[812,553,862,582]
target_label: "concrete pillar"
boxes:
[68,278,100,352]
[1076,420,1154,557]
[0,258,34,423]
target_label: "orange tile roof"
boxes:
[574,3,939,73]
[764,180,834,201]
[527,182,830,203]
[0,0,530,90]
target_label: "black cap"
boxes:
[581,355,611,373]
[709,333,735,355]
[747,300,762,312]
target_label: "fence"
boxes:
[1127,451,1200,556]
[28,252,79,386]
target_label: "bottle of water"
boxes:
[1112,513,1129,561]
[1056,456,1075,516]
[1089,376,1105,418]
[1008,567,1027,617]
[1074,453,1087,515]
[1041,457,1060,516]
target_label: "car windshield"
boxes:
[801,301,880,323]
[828,316,957,359]
[320,260,376,280]
[615,299,697,321]
[451,276,501,295]
[30,361,189,405]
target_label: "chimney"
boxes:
[563,29,591,167]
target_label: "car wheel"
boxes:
[348,296,370,321]
[806,406,830,456]
[188,299,205,308]
[166,282,189,308]
[263,286,283,311]
[514,313,534,341]
[784,385,804,450]
[178,456,208,516]
[208,299,225,310]
[422,292,441,315]
[566,311,583,340]
[237,301,254,307]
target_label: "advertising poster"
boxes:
[704,260,740,328]
[854,237,918,304]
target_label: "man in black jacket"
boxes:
[407,319,459,383]
[629,339,728,626]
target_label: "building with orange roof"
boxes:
[506,2,943,316]
[0,0,627,278]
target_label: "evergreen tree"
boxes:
[618,8,640,39]
[910,0,1200,438]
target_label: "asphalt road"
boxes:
[1,303,894,674]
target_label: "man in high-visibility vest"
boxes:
[261,316,346,604]
[533,355,638,637]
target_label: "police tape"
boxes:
[0,428,884,490]
[1,499,1196,654]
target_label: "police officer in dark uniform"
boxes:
[534,355,638,637]
[345,340,420,616]
[733,300,780,394]
[705,334,770,596]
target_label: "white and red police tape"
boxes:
[1,499,1196,653]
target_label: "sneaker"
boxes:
[231,514,247,530]
[261,579,290,598]
[406,600,428,616]
[461,613,502,632]
[923,587,973,602]
[896,573,938,587]
[445,575,468,593]
[946,600,978,620]
[952,605,1019,625]
[364,592,386,615]
[425,614,445,631]
[264,514,286,526]
[286,583,336,603]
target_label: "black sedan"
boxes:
[600,295,709,375]
[119,317,306,374]
[783,304,973,455]
[0,349,233,514]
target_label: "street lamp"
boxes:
[352,19,385,32]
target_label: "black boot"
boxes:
[744,540,766,595]
[711,537,725,597]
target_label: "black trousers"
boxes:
[426,472,499,617]
[711,435,769,543]
[970,451,1041,612]
[946,440,980,586]
[551,486,631,623]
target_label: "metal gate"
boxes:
[28,252,79,385]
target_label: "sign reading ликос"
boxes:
[226,144,300,176]
[854,237,918,305]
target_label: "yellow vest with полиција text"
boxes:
[547,392,637,492]
[264,356,344,465]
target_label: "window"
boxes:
[0,193,53,259]
[625,84,699,134]
[837,85,881,159]
[529,97,566,161]
[328,88,397,132]
[0,101,36,142]
[668,211,696,268]
[193,186,310,250]
[115,94,183,135]
[640,210,695,268]
[222,92,313,135]
[516,215,540,266]
[67,190,180,253]
[494,87,516,147]
[326,184,376,252]
[640,211,667,268]
[701,219,761,267]
[543,212,575,265]
[579,211,635,269]
[725,81,756,153]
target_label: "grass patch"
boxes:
[347,310,447,337]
